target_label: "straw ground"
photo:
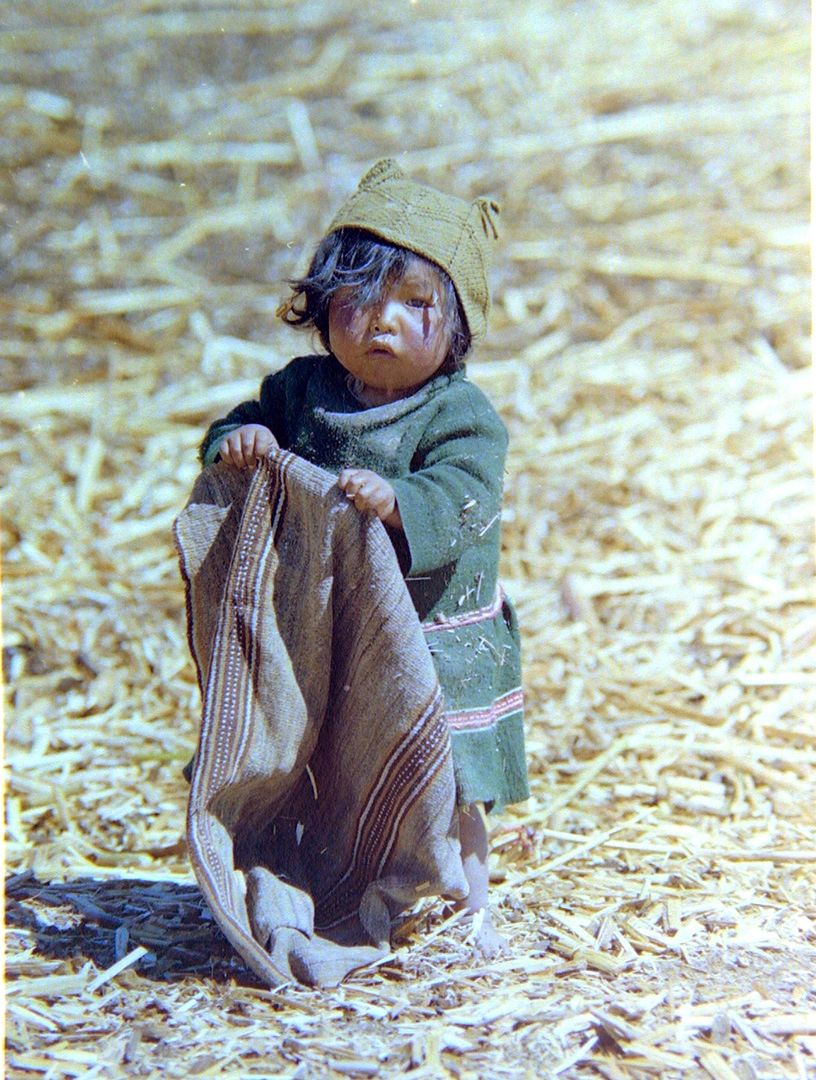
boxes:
[2,1,813,1077]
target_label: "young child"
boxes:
[199,159,529,956]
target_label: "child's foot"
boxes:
[465,907,510,959]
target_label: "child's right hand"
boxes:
[218,424,278,468]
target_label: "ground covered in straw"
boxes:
[2,1,813,1077]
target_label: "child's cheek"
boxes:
[331,303,353,333]
[427,312,450,357]
[330,298,365,340]
[413,307,441,345]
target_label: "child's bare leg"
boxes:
[456,802,508,958]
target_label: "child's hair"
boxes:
[280,228,471,371]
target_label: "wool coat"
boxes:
[201,355,528,810]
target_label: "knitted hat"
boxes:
[326,159,500,341]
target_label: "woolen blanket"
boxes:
[174,452,467,987]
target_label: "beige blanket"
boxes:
[174,452,467,987]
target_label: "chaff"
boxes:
[3,0,812,1077]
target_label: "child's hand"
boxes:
[338,468,402,529]
[218,424,277,468]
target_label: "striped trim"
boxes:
[314,689,451,931]
[422,585,504,634]
[188,808,288,986]
[188,455,295,901]
[444,687,524,733]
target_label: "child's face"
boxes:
[328,257,451,402]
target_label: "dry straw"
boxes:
[2,0,813,1077]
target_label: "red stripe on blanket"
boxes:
[314,689,451,930]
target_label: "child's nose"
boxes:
[372,299,398,332]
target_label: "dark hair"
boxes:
[280,228,471,370]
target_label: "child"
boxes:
[199,159,529,957]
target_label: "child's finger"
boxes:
[250,430,274,459]
[219,438,238,466]
[241,430,267,467]
[224,433,250,468]
[339,472,371,507]
[230,438,247,468]
[355,493,380,515]
[338,468,363,495]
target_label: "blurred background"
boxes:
[3,1,814,1076]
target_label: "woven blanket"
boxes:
[174,452,467,987]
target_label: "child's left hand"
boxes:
[338,468,402,529]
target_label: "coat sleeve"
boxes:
[199,356,316,465]
[390,384,508,578]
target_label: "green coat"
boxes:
[201,355,528,810]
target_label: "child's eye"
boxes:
[407,296,432,308]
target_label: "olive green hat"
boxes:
[326,158,500,341]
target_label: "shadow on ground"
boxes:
[5,870,263,985]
